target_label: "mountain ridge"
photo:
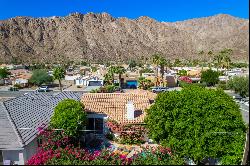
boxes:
[0,12,248,64]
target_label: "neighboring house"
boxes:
[141,73,155,77]
[0,92,83,165]
[0,64,14,70]
[81,92,156,135]
[65,73,81,81]
[75,76,104,87]
[9,69,30,77]
[114,73,139,89]
[165,75,177,87]
[13,74,32,87]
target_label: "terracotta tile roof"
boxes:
[81,92,156,124]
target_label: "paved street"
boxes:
[224,90,249,124]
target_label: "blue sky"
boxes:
[0,0,248,22]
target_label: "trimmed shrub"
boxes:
[50,99,86,137]
[201,69,219,86]
[145,86,246,165]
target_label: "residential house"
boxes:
[9,69,32,87]
[0,92,83,164]
[0,64,14,70]
[81,90,156,135]
[75,76,104,87]
[114,72,140,89]
[13,73,32,87]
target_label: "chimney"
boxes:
[126,101,134,120]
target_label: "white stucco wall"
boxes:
[2,138,38,165]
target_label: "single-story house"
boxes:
[0,92,83,165]
[12,73,32,87]
[81,91,156,135]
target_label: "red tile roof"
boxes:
[81,92,156,124]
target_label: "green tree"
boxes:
[201,69,219,86]
[173,59,182,67]
[228,76,249,97]
[159,57,168,86]
[198,50,206,70]
[0,68,10,79]
[152,54,163,86]
[207,50,213,68]
[177,69,187,76]
[114,66,126,88]
[107,66,117,85]
[138,76,154,90]
[53,66,65,92]
[214,48,233,71]
[29,69,53,86]
[91,66,97,72]
[50,99,87,137]
[145,86,246,165]
[128,60,137,71]
[104,72,113,85]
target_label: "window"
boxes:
[86,118,104,134]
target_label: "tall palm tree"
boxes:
[215,48,233,71]
[114,66,126,88]
[107,66,117,85]
[222,48,233,70]
[198,50,205,70]
[159,57,167,87]
[213,53,223,72]
[152,54,161,86]
[53,66,65,92]
[207,50,213,68]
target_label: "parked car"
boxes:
[36,86,49,92]
[151,87,168,93]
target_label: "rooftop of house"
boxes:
[81,91,156,124]
[0,91,83,150]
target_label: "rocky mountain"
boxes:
[0,12,248,64]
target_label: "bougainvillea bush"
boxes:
[145,86,247,165]
[106,120,147,145]
[27,129,184,165]
[179,76,192,84]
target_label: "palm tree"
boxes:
[207,50,213,68]
[159,57,168,87]
[107,66,117,84]
[53,66,65,92]
[114,66,126,88]
[152,54,161,86]
[215,48,233,71]
[222,49,233,70]
[198,50,205,70]
[213,53,223,72]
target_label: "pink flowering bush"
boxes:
[179,76,192,84]
[27,129,184,165]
